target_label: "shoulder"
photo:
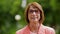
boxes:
[44,26,55,31]
[43,25,55,34]
[16,25,28,34]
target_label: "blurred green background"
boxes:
[0,0,60,34]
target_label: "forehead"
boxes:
[29,6,37,10]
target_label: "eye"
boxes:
[29,10,33,13]
[34,10,37,12]
[29,9,40,14]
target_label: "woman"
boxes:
[16,2,55,34]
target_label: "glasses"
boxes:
[28,9,40,14]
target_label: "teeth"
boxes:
[32,17,37,19]
[31,16,38,20]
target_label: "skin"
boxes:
[28,6,41,33]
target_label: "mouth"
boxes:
[31,17,38,20]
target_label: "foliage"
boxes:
[0,0,60,34]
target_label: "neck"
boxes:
[29,22,40,33]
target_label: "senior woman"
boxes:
[16,2,55,34]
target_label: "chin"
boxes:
[31,20,38,22]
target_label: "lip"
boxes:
[31,17,38,20]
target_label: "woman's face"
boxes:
[28,6,40,22]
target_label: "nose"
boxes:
[32,12,36,15]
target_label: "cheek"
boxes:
[38,14,40,19]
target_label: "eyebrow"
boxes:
[29,7,38,10]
